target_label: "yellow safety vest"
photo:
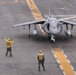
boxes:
[38,53,44,60]
[3,38,14,48]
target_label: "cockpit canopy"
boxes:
[49,18,58,27]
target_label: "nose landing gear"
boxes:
[48,35,55,42]
[51,35,55,42]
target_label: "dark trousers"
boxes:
[38,61,45,71]
[6,47,12,56]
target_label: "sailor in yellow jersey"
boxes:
[2,37,14,57]
[37,50,45,71]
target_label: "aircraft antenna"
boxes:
[49,4,51,16]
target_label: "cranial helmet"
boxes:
[8,38,13,41]
[39,50,42,53]
[8,38,10,41]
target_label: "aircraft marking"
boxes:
[52,48,76,75]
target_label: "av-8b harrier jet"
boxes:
[13,15,76,42]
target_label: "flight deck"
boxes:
[0,0,76,75]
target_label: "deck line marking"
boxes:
[67,59,71,64]
[52,48,75,75]
[54,54,57,59]
[26,0,45,34]
[64,55,67,58]
[59,65,63,71]
[57,59,60,64]
[0,0,18,4]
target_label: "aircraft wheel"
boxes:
[28,34,30,37]
[71,34,73,38]
[51,38,55,43]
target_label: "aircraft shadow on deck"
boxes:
[13,33,76,44]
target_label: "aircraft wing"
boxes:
[60,20,76,26]
[13,20,46,28]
